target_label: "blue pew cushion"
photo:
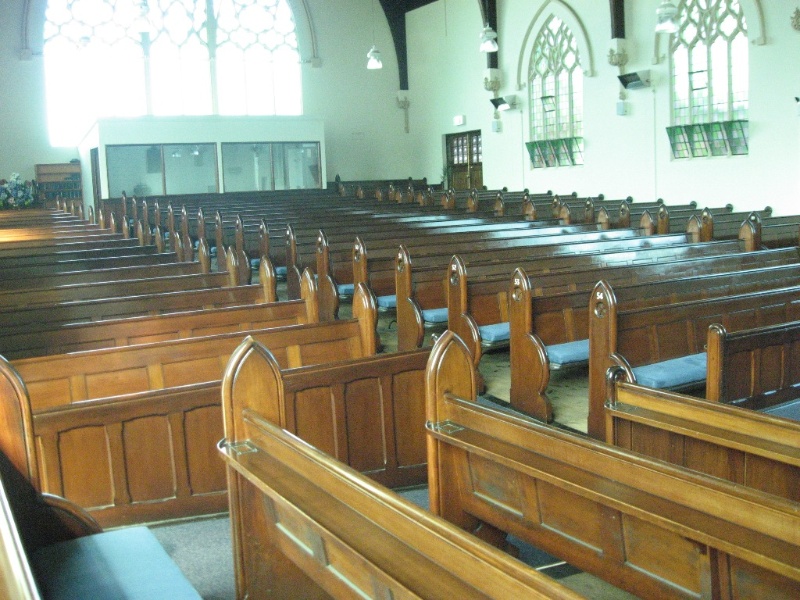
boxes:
[275,266,288,277]
[31,526,201,600]
[337,283,355,297]
[762,399,800,422]
[377,295,397,309]
[249,258,259,269]
[547,339,590,367]
[632,352,707,389]
[479,322,510,344]
[422,307,448,324]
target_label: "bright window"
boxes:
[668,0,748,157]
[527,16,583,168]
[43,0,302,147]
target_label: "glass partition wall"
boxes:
[106,141,320,198]
[221,142,321,191]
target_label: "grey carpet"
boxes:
[150,515,235,600]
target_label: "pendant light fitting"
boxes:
[479,23,498,53]
[367,0,383,69]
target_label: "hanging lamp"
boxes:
[479,24,498,52]
[367,0,383,69]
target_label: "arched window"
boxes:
[43,0,302,147]
[668,0,749,158]
[527,15,583,168]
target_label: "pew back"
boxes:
[219,396,582,599]
[604,372,800,502]
[426,331,800,600]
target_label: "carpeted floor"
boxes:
[150,515,235,600]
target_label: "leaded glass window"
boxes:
[668,0,748,157]
[527,16,583,168]
[44,0,302,146]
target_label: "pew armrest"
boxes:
[39,493,102,540]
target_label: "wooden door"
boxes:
[446,131,483,190]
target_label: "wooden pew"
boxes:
[450,245,800,359]
[0,242,167,267]
[505,260,800,422]
[0,281,377,526]
[0,450,201,599]
[684,207,773,241]
[0,234,136,256]
[706,320,800,418]
[310,222,608,318]
[0,208,82,226]
[218,393,581,600]
[0,269,235,310]
[0,251,187,279]
[0,224,115,242]
[587,281,800,439]
[426,331,800,600]
[390,237,748,352]
[290,215,574,286]
[0,251,212,291]
[0,255,269,331]
[221,337,429,489]
[604,370,800,502]
[0,267,315,359]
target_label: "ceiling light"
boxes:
[479,24,498,53]
[656,1,679,34]
[367,45,383,70]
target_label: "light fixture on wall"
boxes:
[655,1,679,34]
[479,24,498,52]
[490,96,516,111]
[367,0,383,69]
[479,0,498,52]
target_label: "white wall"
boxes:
[406,0,800,215]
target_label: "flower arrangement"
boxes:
[0,174,35,209]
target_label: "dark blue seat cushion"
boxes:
[632,352,707,389]
[422,307,448,324]
[249,258,259,269]
[547,339,590,367]
[275,266,287,277]
[762,399,800,422]
[377,295,397,309]
[31,526,201,600]
[479,322,510,343]
[337,283,355,296]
